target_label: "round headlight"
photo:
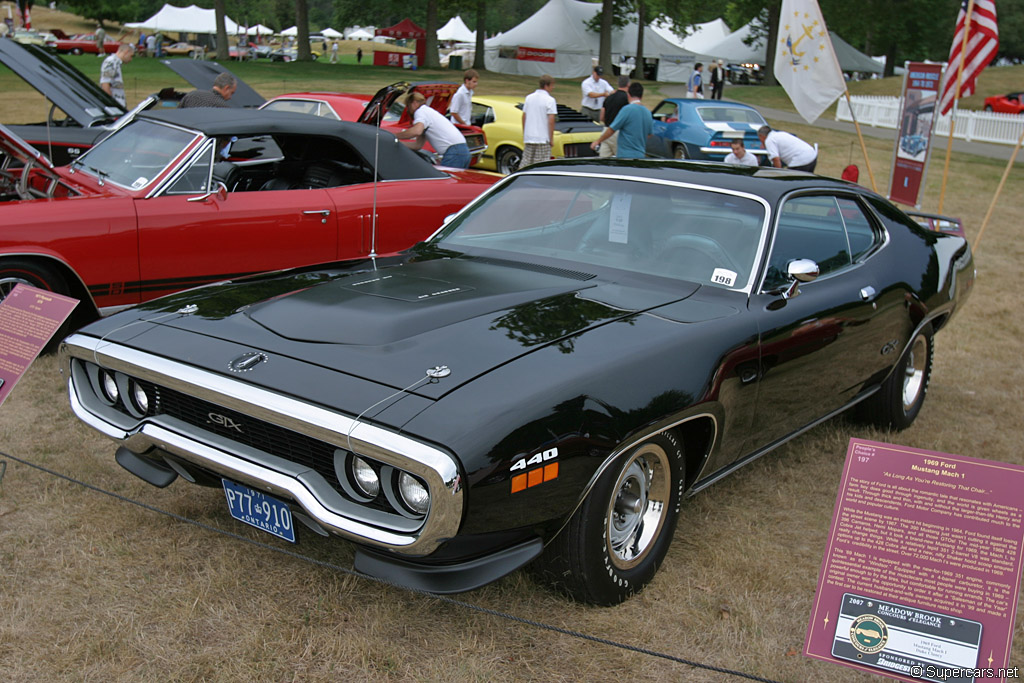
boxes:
[398,472,429,514]
[131,381,150,414]
[351,457,380,497]
[100,371,119,403]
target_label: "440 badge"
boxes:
[832,594,982,682]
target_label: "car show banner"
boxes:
[805,439,1024,682]
[889,62,943,208]
[515,47,556,63]
[0,284,77,408]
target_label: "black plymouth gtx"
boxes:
[62,160,974,605]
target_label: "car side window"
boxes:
[471,103,493,127]
[653,101,678,122]
[834,197,881,262]
[164,145,214,195]
[764,195,852,290]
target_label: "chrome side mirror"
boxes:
[782,259,819,299]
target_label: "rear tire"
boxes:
[497,146,522,174]
[984,105,994,112]
[672,144,688,160]
[859,325,933,430]
[536,432,685,605]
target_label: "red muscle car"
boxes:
[50,33,122,55]
[0,109,499,323]
[983,92,1024,114]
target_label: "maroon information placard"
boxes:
[806,439,1024,682]
[0,284,78,408]
[889,62,943,209]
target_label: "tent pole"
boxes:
[974,125,1024,251]
[843,90,878,192]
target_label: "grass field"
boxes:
[1,50,1022,682]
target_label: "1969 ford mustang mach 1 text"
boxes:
[62,160,973,604]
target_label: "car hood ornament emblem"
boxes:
[228,351,268,373]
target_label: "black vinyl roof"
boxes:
[137,108,447,181]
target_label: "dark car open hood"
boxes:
[149,256,699,399]
[159,59,266,108]
[0,39,126,126]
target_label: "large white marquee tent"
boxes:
[483,0,697,83]
[652,18,730,54]
[126,4,240,34]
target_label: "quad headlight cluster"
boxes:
[336,451,431,517]
[87,363,157,419]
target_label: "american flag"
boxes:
[938,0,999,115]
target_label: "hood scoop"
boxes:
[340,272,474,302]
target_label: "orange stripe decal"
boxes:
[511,473,527,493]
[527,468,544,488]
[544,463,559,481]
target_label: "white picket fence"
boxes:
[836,96,1024,146]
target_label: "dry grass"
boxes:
[1,45,1023,682]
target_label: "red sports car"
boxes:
[261,82,488,165]
[983,92,1024,114]
[0,109,499,322]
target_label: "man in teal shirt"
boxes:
[590,83,651,159]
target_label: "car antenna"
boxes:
[369,96,382,271]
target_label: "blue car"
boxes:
[646,98,768,163]
[900,134,928,157]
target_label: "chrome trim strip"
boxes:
[62,334,463,555]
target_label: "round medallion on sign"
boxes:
[850,614,888,654]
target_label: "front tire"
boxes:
[0,258,68,303]
[497,146,522,174]
[984,105,994,112]
[536,432,685,605]
[860,325,933,430]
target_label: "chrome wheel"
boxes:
[902,333,928,411]
[0,274,31,301]
[497,147,522,174]
[672,144,687,160]
[605,441,671,570]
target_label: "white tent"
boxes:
[438,16,476,43]
[652,18,730,54]
[484,0,696,82]
[701,20,764,64]
[126,4,240,34]
[321,27,343,39]
[347,28,373,41]
[280,26,298,37]
[244,24,274,36]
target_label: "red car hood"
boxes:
[358,81,459,127]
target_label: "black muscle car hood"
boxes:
[148,257,702,399]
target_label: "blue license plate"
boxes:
[222,479,296,543]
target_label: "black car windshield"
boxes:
[76,119,199,189]
[436,173,767,290]
[696,106,767,125]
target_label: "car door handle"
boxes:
[860,286,877,301]
[303,209,331,223]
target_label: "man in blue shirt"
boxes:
[590,82,652,159]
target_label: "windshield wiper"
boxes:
[84,165,109,185]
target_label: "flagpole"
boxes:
[974,125,1024,250]
[938,0,976,213]
[843,90,878,192]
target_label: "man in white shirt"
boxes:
[99,43,134,107]
[395,91,471,168]
[449,69,478,125]
[522,74,558,168]
[580,66,612,122]
[723,139,759,167]
[757,126,817,172]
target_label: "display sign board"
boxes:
[0,284,78,408]
[515,47,556,63]
[805,439,1024,682]
[889,62,943,208]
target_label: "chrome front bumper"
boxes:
[62,333,464,556]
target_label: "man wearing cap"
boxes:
[581,66,613,122]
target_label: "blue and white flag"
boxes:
[774,0,846,123]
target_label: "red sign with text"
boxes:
[805,439,1024,682]
[516,46,556,63]
[0,284,78,408]
[889,62,943,208]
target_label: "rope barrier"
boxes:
[0,449,783,683]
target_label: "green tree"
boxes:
[214,0,228,60]
[295,0,312,60]
[61,0,142,25]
